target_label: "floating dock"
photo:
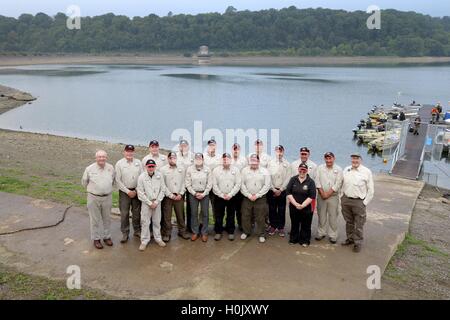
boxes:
[390,105,433,179]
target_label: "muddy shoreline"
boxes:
[0,84,35,115]
[1,54,450,67]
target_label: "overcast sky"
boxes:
[1,0,449,18]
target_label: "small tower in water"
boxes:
[197,45,211,65]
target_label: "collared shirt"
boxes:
[212,165,242,199]
[240,166,271,199]
[204,152,221,171]
[185,165,213,196]
[160,164,186,197]
[176,151,194,168]
[248,152,271,168]
[286,175,317,211]
[137,171,166,206]
[315,163,343,195]
[141,153,168,170]
[342,164,374,206]
[231,155,248,171]
[291,159,317,181]
[81,163,115,196]
[114,158,143,193]
[268,157,291,191]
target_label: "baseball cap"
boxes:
[145,159,156,167]
[300,147,310,153]
[207,139,216,145]
[222,153,231,159]
[275,145,285,151]
[299,163,308,170]
[324,152,335,158]
[194,153,203,159]
[124,144,135,151]
[149,140,159,147]
[179,139,189,145]
[232,143,240,150]
[249,153,260,161]
[167,152,177,158]
[351,152,362,158]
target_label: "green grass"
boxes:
[384,233,448,279]
[0,169,119,207]
[0,264,113,300]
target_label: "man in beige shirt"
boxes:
[315,152,343,244]
[185,153,213,242]
[137,159,167,251]
[204,139,221,226]
[341,153,374,253]
[230,143,247,231]
[267,145,291,237]
[81,150,115,249]
[240,154,271,243]
[176,139,194,233]
[115,144,143,243]
[160,152,190,242]
[249,139,271,168]
[290,147,317,181]
[203,139,221,171]
[142,140,168,169]
[212,153,242,241]
[231,143,248,171]
[176,139,194,167]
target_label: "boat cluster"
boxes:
[352,102,421,153]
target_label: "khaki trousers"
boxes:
[317,194,340,241]
[140,203,162,244]
[87,193,112,241]
[241,196,268,237]
[341,195,366,245]
[161,197,186,237]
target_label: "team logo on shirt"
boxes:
[303,185,308,191]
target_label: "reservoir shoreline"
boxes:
[0,84,36,115]
[1,55,450,67]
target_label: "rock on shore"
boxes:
[0,84,36,115]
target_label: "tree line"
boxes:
[1,7,449,57]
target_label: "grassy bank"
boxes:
[374,185,450,299]
[0,263,114,300]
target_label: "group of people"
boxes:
[81,139,374,254]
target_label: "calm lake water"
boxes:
[1,64,449,171]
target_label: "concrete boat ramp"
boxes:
[0,175,423,299]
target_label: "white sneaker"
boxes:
[155,240,166,247]
[259,236,266,243]
[139,243,147,251]
[240,233,248,240]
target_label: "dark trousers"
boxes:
[185,193,192,233]
[241,196,268,237]
[161,197,186,237]
[214,195,236,234]
[267,190,287,229]
[289,205,313,245]
[119,190,141,235]
[341,195,366,245]
[234,192,243,229]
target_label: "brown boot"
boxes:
[191,234,199,241]
[120,234,129,244]
[201,234,208,242]
[103,238,113,246]
[94,240,103,249]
